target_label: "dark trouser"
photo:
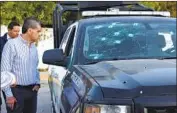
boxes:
[1,91,7,109]
[2,91,8,111]
[5,85,38,113]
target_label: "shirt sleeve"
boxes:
[35,49,40,85]
[1,41,15,97]
[36,69,40,84]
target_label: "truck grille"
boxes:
[144,107,177,113]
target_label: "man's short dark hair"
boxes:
[22,17,41,34]
[8,21,20,30]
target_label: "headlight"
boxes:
[84,104,131,113]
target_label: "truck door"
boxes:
[49,24,77,113]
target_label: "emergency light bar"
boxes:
[82,11,170,17]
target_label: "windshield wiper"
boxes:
[85,58,120,65]
[86,61,100,65]
[158,57,177,60]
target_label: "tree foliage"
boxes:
[0,1,176,26]
[141,1,176,17]
[0,1,56,26]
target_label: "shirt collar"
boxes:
[7,34,20,40]
[7,34,11,40]
[19,35,35,47]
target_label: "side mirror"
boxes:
[42,49,66,66]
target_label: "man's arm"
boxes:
[32,69,40,91]
[32,49,40,92]
[1,41,15,97]
[36,49,40,85]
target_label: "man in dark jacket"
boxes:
[0,21,20,60]
[0,21,20,111]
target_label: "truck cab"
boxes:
[42,2,176,113]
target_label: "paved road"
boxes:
[1,80,52,113]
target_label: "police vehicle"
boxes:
[42,2,176,113]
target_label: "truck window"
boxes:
[65,26,76,56]
[60,27,72,52]
[60,25,76,57]
[83,21,176,60]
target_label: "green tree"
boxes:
[0,1,56,26]
[141,1,176,17]
[0,2,176,26]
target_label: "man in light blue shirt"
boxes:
[1,17,42,113]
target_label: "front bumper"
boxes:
[81,95,176,113]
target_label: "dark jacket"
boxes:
[0,33,8,106]
[0,33,8,61]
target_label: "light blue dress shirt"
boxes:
[1,35,40,97]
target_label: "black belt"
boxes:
[15,84,36,90]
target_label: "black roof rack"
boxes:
[57,1,154,11]
[53,2,154,48]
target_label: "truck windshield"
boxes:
[83,19,176,60]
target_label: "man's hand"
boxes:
[6,96,17,110]
[32,85,40,92]
[11,83,17,88]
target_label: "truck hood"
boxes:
[79,59,176,98]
